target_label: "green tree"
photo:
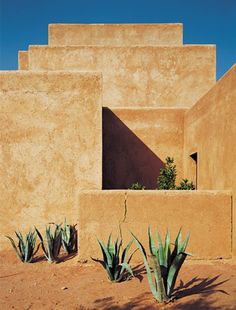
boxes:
[157,157,176,190]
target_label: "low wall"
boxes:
[0,71,102,250]
[78,190,232,262]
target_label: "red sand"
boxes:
[1,250,236,309]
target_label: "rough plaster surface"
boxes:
[28,45,216,108]
[0,71,102,250]
[78,190,232,262]
[48,23,183,46]
[1,23,235,261]
[18,51,29,70]
[103,107,186,189]
[184,64,236,255]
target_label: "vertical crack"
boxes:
[119,191,128,240]
[122,191,128,222]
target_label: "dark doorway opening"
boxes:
[190,152,198,189]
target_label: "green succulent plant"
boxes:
[93,234,136,282]
[6,229,39,263]
[61,219,77,254]
[157,157,177,190]
[129,182,146,190]
[35,223,62,263]
[176,179,195,190]
[132,227,191,303]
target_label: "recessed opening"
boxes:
[190,152,198,189]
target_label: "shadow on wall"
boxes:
[103,108,163,189]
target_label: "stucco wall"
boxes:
[78,190,232,262]
[18,51,29,70]
[28,45,216,108]
[48,23,183,46]
[0,71,102,250]
[184,64,236,255]
[103,107,186,189]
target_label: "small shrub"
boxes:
[129,182,146,190]
[157,157,176,190]
[93,234,136,282]
[132,227,191,303]
[61,219,77,254]
[176,179,195,190]
[6,229,39,263]
[36,224,62,263]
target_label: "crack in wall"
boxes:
[122,191,128,222]
[119,191,128,240]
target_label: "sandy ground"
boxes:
[0,250,236,310]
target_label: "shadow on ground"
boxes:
[91,274,232,309]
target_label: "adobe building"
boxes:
[0,24,235,261]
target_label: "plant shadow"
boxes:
[32,255,47,263]
[92,274,232,309]
[57,252,78,263]
[132,263,147,282]
[174,274,229,299]
[33,251,77,263]
[93,292,156,310]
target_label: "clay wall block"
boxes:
[28,45,216,108]
[18,51,29,70]
[184,64,236,256]
[0,71,102,250]
[49,23,183,46]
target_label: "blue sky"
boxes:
[0,0,235,79]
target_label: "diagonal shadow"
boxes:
[93,292,156,310]
[57,252,77,263]
[132,263,147,282]
[172,297,236,310]
[103,108,163,189]
[174,275,229,299]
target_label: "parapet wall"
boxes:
[78,190,232,262]
[48,23,183,46]
[0,71,102,250]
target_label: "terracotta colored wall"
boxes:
[103,107,186,189]
[18,51,29,70]
[48,23,183,46]
[28,45,216,108]
[0,71,102,250]
[78,190,232,262]
[184,64,236,255]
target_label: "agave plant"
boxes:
[35,224,62,263]
[93,234,136,282]
[132,227,191,303]
[6,229,39,263]
[61,219,77,254]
